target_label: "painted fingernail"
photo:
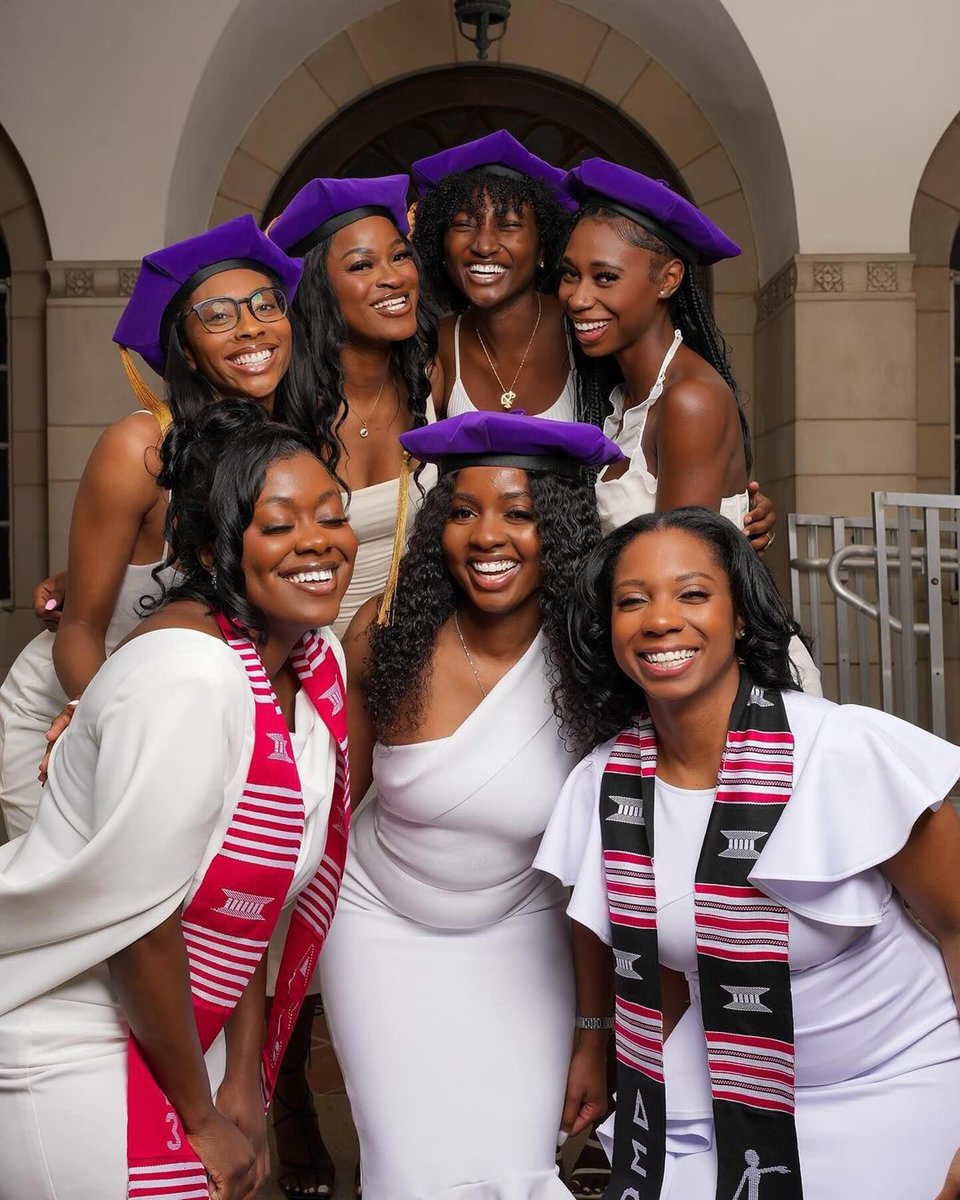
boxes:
[557,1131,568,1147]
[44,598,58,611]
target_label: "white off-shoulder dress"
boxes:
[0,629,341,1200]
[535,691,960,1200]
[319,634,579,1200]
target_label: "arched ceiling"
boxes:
[165,0,797,279]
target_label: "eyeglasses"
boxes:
[184,287,289,335]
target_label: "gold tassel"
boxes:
[376,452,412,626]
[119,347,173,434]
[406,201,418,238]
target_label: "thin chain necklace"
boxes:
[474,295,542,410]
[453,612,487,697]
[347,368,390,438]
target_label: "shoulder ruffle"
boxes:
[750,696,960,925]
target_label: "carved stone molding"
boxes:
[48,261,141,300]
[867,261,899,292]
[813,262,844,292]
[756,261,797,323]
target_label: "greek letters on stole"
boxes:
[125,614,349,1200]
[600,672,803,1200]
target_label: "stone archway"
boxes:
[910,111,960,495]
[211,0,762,421]
[0,124,50,673]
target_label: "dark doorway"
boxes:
[264,66,687,222]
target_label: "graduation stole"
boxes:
[600,671,802,1200]
[126,614,349,1200]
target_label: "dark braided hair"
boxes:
[411,169,572,314]
[562,508,801,754]
[570,205,752,471]
[283,233,437,488]
[364,468,601,744]
[150,399,327,640]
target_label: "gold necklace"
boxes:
[347,369,390,438]
[453,612,487,697]
[473,295,542,410]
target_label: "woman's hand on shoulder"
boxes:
[34,570,67,628]
[744,481,777,554]
[38,700,77,784]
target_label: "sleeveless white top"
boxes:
[447,311,576,422]
[333,399,438,637]
[596,329,749,536]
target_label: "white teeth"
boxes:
[468,264,506,275]
[574,320,610,332]
[287,569,334,584]
[231,348,273,366]
[643,649,696,664]
[373,296,408,310]
[471,559,517,575]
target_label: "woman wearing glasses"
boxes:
[0,216,314,841]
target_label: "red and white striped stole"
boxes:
[125,616,349,1200]
[599,672,803,1200]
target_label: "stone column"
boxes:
[46,261,140,571]
[754,253,918,696]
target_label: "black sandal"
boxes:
[568,1135,609,1200]
[272,1001,335,1200]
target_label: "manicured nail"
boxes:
[44,598,58,611]
[557,1131,568,1147]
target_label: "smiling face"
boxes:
[558,216,683,355]
[441,466,543,617]
[326,215,420,345]
[610,526,743,708]
[181,268,293,408]
[442,190,541,309]
[241,451,357,640]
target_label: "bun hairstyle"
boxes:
[563,507,802,754]
[150,398,323,638]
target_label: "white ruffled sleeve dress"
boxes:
[535,691,960,1200]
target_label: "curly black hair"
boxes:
[282,234,437,488]
[411,169,572,313]
[570,205,752,472]
[563,507,801,754]
[151,398,326,641]
[364,468,601,743]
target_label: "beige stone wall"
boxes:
[0,128,50,676]
[911,114,960,495]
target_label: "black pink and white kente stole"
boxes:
[600,671,802,1200]
[126,613,350,1200]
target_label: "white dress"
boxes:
[447,312,577,422]
[0,628,341,1200]
[318,634,578,1199]
[0,556,176,840]
[595,330,821,697]
[535,691,960,1200]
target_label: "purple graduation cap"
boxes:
[564,158,740,265]
[400,410,623,479]
[268,175,412,258]
[411,130,577,212]
[113,215,303,376]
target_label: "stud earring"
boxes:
[736,628,746,640]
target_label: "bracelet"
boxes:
[575,1014,614,1030]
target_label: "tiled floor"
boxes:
[259,1015,588,1198]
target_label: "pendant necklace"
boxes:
[349,368,390,438]
[474,294,542,410]
[454,612,488,697]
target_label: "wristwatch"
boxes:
[575,1015,614,1030]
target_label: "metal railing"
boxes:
[789,493,960,738]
